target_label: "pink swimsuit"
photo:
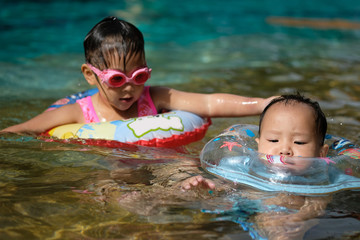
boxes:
[76,86,157,123]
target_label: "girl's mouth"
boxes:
[119,97,133,103]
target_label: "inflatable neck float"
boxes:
[200,124,360,195]
[41,89,211,148]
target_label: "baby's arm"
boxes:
[293,195,331,220]
[1,103,84,135]
[151,87,276,117]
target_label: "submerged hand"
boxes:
[180,175,216,191]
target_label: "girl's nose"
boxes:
[121,82,135,90]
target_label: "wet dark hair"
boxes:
[83,16,145,70]
[258,93,327,145]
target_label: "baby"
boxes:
[182,94,331,240]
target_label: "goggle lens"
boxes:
[108,75,126,87]
[134,72,149,84]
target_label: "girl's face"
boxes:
[87,52,148,112]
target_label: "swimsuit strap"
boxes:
[137,86,158,117]
[76,96,100,123]
[76,86,156,122]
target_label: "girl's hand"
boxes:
[261,95,279,111]
[180,175,216,191]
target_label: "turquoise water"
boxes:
[1,0,360,239]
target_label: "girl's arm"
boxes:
[151,87,275,117]
[1,103,84,135]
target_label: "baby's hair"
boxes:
[259,93,327,145]
[83,16,145,70]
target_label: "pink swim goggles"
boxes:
[87,64,152,88]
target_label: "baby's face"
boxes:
[256,102,328,159]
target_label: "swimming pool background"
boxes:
[1,0,360,137]
[1,0,360,239]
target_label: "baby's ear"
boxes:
[320,144,329,158]
[255,138,260,145]
[81,64,97,85]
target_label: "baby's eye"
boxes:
[294,141,306,145]
[268,139,278,143]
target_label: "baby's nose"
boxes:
[279,145,293,156]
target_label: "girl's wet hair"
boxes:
[259,93,327,145]
[84,16,145,70]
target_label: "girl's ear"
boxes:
[320,144,329,158]
[81,64,97,85]
[255,138,260,145]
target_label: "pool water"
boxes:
[1,0,360,239]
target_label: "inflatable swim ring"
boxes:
[200,124,360,195]
[46,88,99,111]
[42,89,211,148]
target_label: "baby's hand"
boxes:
[180,175,215,191]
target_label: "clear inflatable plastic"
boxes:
[200,124,360,194]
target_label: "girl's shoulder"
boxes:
[148,85,171,94]
[148,86,172,110]
[46,102,85,123]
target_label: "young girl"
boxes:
[2,16,275,135]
